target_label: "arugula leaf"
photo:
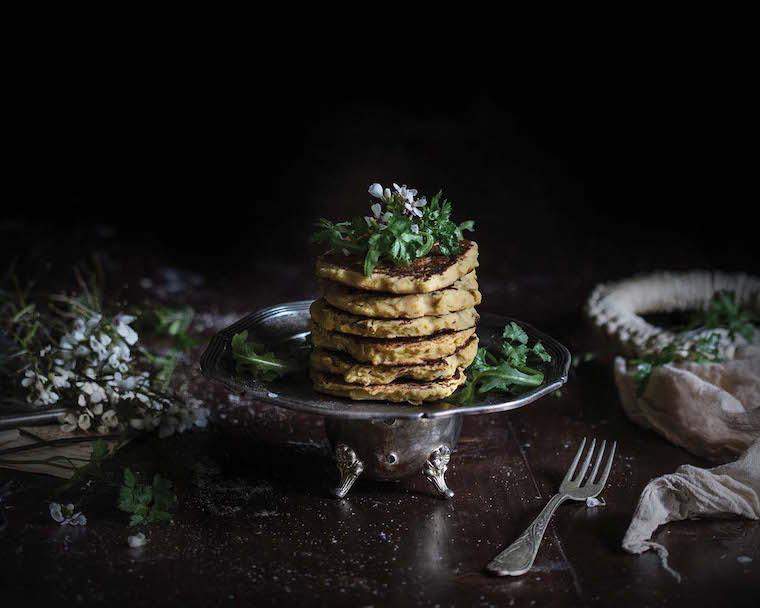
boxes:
[118,468,176,527]
[452,322,552,403]
[231,331,290,381]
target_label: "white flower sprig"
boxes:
[19,304,208,438]
[367,182,427,222]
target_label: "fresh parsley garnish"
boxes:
[118,467,176,527]
[629,332,723,395]
[453,322,552,403]
[231,331,290,381]
[312,183,474,276]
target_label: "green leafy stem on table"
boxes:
[231,331,290,381]
[453,321,552,403]
[118,467,176,526]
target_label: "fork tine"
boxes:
[595,441,617,489]
[589,440,607,484]
[575,438,596,484]
[562,437,586,484]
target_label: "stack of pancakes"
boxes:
[309,240,481,404]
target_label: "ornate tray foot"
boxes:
[423,445,454,499]
[332,444,363,498]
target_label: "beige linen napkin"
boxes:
[622,438,760,581]
[614,344,760,461]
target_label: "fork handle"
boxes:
[487,493,567,576]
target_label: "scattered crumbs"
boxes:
[586,497,606,508]
[737,556,753,564]
[267,392,279,399]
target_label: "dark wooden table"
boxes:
[1,252,758,607]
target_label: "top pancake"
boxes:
[315,240,478,294]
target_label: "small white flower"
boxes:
[80,381,107,404]
[72,319,87,342]
[78,414,92,431]
[404,202,424,217]
[89,335,110,362]
[21,370,36,388]
[370,203,383,218]
[78,394,87,407]
[410,224,419,234]
[393,183,418,203]
[38,388,59,406]
[60,413,78,433]
[39,345,52,357]
[368,183,384,199]
[383,188,392,201]
[52,368,73,389]
[49,502,86,526]
[115,314,138,346]
[102,409,119,429]
[49,502,64,522]
[128,532,147,548]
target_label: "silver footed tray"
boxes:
[200,300,570,420]
[200,300,570,498]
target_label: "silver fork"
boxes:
[487,437,617,576]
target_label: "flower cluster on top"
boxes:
[312,182,474,276]
[11,297,208,438]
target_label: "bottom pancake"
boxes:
[310,368,467,404]
[309,336,478,385]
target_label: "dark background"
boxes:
[4,71,756,290]
[3,67,760,607]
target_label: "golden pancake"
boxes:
[315,241,478,294]
[310,368,467,404]
[310,323,476,366]
[321,271,481,319]
[310,298,478,338]
[309,336,478,385]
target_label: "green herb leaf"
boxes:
[452,322,552,403]
[231,331,290,381]
[118,468,176,527]
[688,290,756,342]
[311,186,474,276]
[502,322,529,344]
